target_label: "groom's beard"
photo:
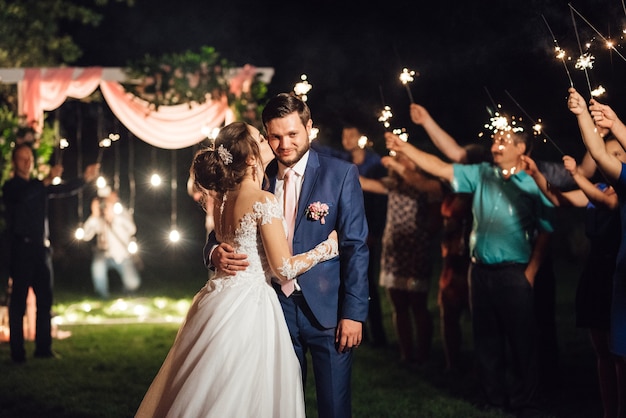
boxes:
[273,144,309,168]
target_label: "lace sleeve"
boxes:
[277,238,339,281]
[255,196,339,282]
[254,197,284,225]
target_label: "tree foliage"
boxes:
[0,0,132,202]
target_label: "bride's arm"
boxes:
[257,199,338,283]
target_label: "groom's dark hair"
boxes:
[262,93,311,129]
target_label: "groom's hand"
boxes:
[335,319,363,353]
[212,243,249,276]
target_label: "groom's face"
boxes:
[265,111,312,168]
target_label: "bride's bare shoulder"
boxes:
[237,189,277,211]
[257,190,278,204]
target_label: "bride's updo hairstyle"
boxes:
[191,122,263,195]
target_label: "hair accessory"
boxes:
[217,144,233,165]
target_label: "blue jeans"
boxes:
[91,252,141,298]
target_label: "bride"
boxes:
[135,122,338,417]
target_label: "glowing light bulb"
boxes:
[169,229,180,242]
[150,173,162,187]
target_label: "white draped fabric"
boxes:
[16,67,249,149]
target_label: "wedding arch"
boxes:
[0,66,274,149]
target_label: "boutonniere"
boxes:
[305,201,329,224]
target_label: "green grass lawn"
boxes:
[0,211,604,417]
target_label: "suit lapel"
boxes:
[266,160,279,192]
[296,149,320,230]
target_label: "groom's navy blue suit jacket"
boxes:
[266,149,369,328]
[205,148,370,329]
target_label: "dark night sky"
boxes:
[67,0,626,161]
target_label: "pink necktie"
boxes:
[281,168,297,296]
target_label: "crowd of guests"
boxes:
[317,91,626,417]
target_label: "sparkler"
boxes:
[591,85,606,97]
[293,74,312,102]
[504,90,565,155]
[569,3,626,63]
[388,128,408,157]
[569,6,594,98]
[357,135,370,150]
[378,106,393,130]
[96,133,120,165]
[541,15,574,87]
[399,68,417,103]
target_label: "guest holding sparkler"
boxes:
[408,102,597,384]
[568,88,626,417]
[523,142,626,418]
[407,103,490,372]
[386,118,554,417]
[359,151,442,365]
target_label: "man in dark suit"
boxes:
[206,93,370,417]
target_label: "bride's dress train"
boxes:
[136,198,308,417]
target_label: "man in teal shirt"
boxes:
[386,122,554,417]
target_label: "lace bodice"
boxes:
[208,197,337,293]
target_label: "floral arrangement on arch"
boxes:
[122,46,268,125]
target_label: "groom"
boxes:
[205,93,370,417]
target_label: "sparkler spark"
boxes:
[504,90,565,156]
[357,135,369,149]
[591,85,606,97]
[293,74,312,102]
[399,68,418,103]
[378,106,393,129]
[542,14,574,87]
[388,128,408,157]
[569,3,626,63]
[575,53,595,70]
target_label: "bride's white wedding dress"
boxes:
[136,197,336,417]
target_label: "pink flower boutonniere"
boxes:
[305,201,329,224]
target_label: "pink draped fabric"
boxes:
[20,68,103,129]
[18,67,237,149]
[100,81,233,149]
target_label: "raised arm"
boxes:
[563,155,618,209]
[567,88,622,181]
[521,155,562,206]
[385,132,454,183]
[410,103,467,163]
[379,155,442,197]
[358,176,388,195]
